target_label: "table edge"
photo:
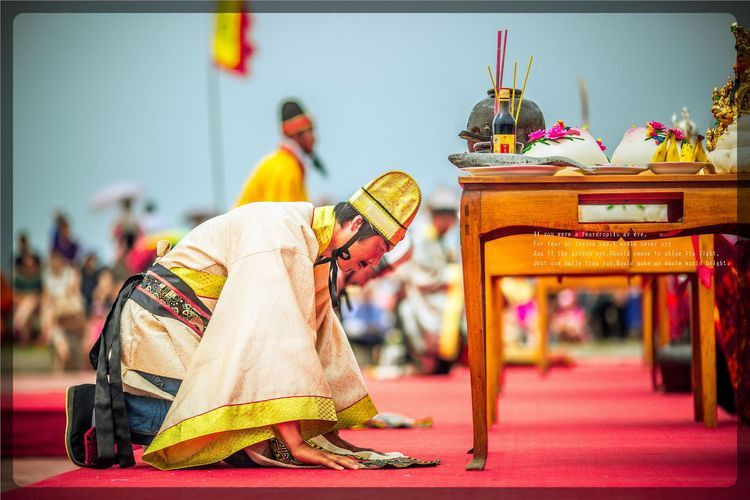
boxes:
[458,173,747,185]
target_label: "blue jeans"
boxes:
[125,371,181,445]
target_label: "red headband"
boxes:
[282,114,313,136]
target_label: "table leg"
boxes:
[461,191,487,471]
[654,275,670,390]
[641,275,654,369]
[535,278,549,374]
[656,276,671,348]
[493,277,506,396]
[486,276,505,424]
[691,235,717,428]
[485,275,498,425]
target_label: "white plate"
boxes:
[462,165,566,176]
[648,162,710,174]
[586,165,648,175]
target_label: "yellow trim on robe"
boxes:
[170,268,227,299]
[170,207,333,299]
[334,394,378,429]
[311,205,335,258]
[142,394,377,470]
[234,147,308,207]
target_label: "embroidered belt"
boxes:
[87,264,213,469]
[130,264,213,337]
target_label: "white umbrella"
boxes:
[90,180,144,211]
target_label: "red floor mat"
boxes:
[5,392,67,457]
[6,358,739,492]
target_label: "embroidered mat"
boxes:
[267,438,441,469]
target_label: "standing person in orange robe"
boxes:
[234,99,326,206]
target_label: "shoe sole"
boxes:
[64,385,90,467]
[64,386,79,465]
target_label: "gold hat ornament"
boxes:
[706,22,750,151]
[349,170,422,246]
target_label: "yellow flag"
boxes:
[212,1,252,75]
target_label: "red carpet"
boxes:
[4,392,68,457]
[6,357,740,494]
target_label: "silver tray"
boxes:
[449,152,587,170]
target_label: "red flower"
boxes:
[669,128,686,141]
[647,120,665,132]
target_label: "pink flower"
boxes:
[647,120,665,132]
[596,138,606,151]
[669,128,686,141]
[527,129,546,141]
[567,128,581,136]
[546,125,567,140]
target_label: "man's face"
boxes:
[337,232,389,273]
[294,128,316,154]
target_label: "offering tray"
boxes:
[587,164,648,175]
[449,152,585,169]
[648,162,710,174]
[461,165,566,176]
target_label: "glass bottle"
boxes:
[492,88,517,154]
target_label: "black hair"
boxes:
[333,202,380,240]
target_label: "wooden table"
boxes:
[483,235,696,421]
[458,174,744,471]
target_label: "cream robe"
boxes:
[117,202,376,470]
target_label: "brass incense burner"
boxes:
[459,88,545,152]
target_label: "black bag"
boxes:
[656,342,692,393]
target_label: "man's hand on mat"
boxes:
[290,442,362,470]
[275,421,361,470]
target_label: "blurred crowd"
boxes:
[3,199,202,370]
[336,188,647,379]
[341,187,466,378]
[6,196,742,425]
[3,190,653,376]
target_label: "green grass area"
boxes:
[558,337,643,358]
[10,345,55,372]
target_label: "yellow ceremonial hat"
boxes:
[349,170,422,246]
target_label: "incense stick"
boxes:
[511,61,517,117]
[495,31,502,93]
[514,55,533,123]
[487,65,498,113]
[499,30,508,88]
